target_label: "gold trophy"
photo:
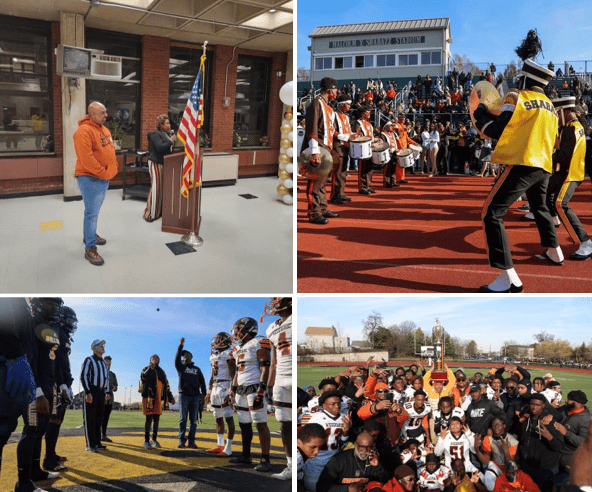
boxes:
[430,318,449,383]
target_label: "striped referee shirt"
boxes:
[80,354,110,394]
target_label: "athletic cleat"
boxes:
[229,454,252,464]
[206,445,224,454]
[254,460,273,472]
[217,451,232,458]
[42,461,67,472]
[271,466,292,480]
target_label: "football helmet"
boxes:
[61,306,78,335]
[211,332,232,352]
[261,297,292,321]
[30,298,63,324]
[231,317,258,346]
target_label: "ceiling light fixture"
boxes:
[269,9,276,13]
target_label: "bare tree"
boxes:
[467,340,479,357]
[297,66,310,81]
[362,311,384,348]
[334,322,345,338]
[533,330,555,343]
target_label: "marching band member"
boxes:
[332,95,354,204]
[394,114,419,186]
[356,106,376,195]
[303,77,340,225]
[380,120,400,188]
[547,97,592,260]
[473,30,562,292]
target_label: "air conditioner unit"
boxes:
[91,54,122,80]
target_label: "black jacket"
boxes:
[518,411,564,470]
[148,130,174,164]
[465,396,505,436]
[175,344,207,397]
[557,406,591,467]
[316,448,389,492]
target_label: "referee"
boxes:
[81,339,110,452]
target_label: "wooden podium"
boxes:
[162,152,199,235]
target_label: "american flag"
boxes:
[177,55,206,198]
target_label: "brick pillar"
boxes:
[141,35,170,149]
[210,44,236,152]
[51,21,63,156]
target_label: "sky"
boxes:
[296,0,592,73]
[297,296,592,353]
[60,297,280,404]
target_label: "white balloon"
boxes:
[280,163,287,170]
[279,147,287,155]
[286,147,293,157]
[288,132,293,141]
[282,193,293,204]
[282,119,292,128]
[286,163,293,173]
[279,81,293,106]
[284,178,293,189]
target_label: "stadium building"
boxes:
[307,17,451,89]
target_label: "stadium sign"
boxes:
[329,36,426,49]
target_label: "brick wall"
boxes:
[140,35,170,149]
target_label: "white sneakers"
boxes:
[271,465,292,481]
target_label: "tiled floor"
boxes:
[0,177,293,294]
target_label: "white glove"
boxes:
[309,138,320,154]
[337,133,350,142]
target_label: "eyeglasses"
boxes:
[355,444,373,451]
[401,477,417,482]
[376,389,389,393]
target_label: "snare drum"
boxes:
[396,148,414,168]
[371,143,390,165]
[408,143,422,160]
[349,136,372,160]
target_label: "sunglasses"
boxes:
[402,477,417,482]
[457,378,467,381]
[376,389,389,393]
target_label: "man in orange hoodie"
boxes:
[73,102,119,266]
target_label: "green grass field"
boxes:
[297,364,592,403]
[15,409,281,433]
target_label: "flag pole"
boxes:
[181,40,207,248]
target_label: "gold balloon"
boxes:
[280,138,291,149]
[277,184,288,195]
[284,111,293,121]
[281,122,292,134]
[278,169,289,180]
[278,153,291,165]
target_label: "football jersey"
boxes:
[235,336,271,386]
[400,443,428,467]
[418,464,451,490]
[266,315,292,379]
[305,409,348,464]
[210,348,234,381]
[434,431,477,472]
[402,402,432,440]
[433,407,465,432]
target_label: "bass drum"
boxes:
[396,148,414,168]
[349,136,372,160]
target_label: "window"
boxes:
[399,54,419,66]
[315,58,323,70]
[377,55,386,67]
[364,55,374,67]
[335,56,352,69]
[234,55,271,146]
[86,29,141,150]
[422,51,442,65]
[324,57,332,69]
[0,15,52,154]
[377,54,396,67]
[168,43,213,149]
[314,57,331,70]
[355,56,364,68]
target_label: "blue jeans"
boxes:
[77,175,109,249]
[178,394,199,445]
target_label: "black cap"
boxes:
[470,384,481,392]
[567,390,588,404]
[337,94,352,105]
[320,77,338,90]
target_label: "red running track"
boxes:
[297,171,592,293]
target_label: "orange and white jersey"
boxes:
[266,315,292,380]
[209,348,234,381]
[235,336,271,386]
[418,464,451,490]
[357,119,373,138]
[434,431,477,473]
[380,131,399,152]
[306,409,348,460]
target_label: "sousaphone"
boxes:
[298,146,333,180]
[469,80,503,139]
